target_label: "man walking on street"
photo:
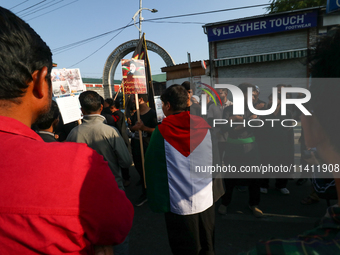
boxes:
[129,94,158,206]
[111,100,132,187]
[67,91,132,190]
[145,85,217,255]
[207,88,233,165]
[219,83,263,217]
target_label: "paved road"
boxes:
[124,123,336,255]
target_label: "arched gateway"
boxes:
[102,39,175,98]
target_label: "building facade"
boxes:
[203,7,340,99]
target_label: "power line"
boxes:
[20,0,54,16]
[54,36,112,55]
[53,23,135,54]
[26,0,78,21]
[54,40,101,55]
[16,0,47,14]
[68,20,133,68]
[53,3,269,57]
[9,0,30,10]
[143,3,270,22]
[145,20,205,25]
[53,28,122,52]
[21,0,63,17]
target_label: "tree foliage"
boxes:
[266,0,327,13]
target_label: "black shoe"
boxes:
[135,194,147,206]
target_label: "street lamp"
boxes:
[132,1,158,39]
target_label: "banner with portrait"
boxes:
[121,59,147,94]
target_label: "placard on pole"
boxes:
[121,59,147,188]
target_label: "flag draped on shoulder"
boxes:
[132,33,155,110]
[145,111,213,215]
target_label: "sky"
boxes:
[1,0,270,81]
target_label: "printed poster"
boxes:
[51,68,85,124]
[55,95,82,125]
[121,59,147,94]
[51,68,85,96]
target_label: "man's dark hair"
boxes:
[35,100,60,130]
[138,94,148,102]
[238,83,256,93]
[79,91,102,113]
[113,100,120,109]
[181,81,195,94]
[0,7,52,103]
[105,98,114,107]
[308,28,340,152]
[181,81,190,91]
[100,96,104,106]
[161,85,188,111]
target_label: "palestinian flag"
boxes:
[145,111,213,215]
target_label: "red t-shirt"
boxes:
[0,116,134,254]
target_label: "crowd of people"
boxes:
[1,5,340,255]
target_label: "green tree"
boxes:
[266,0,327,13]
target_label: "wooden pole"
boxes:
[114,81,124,101]
[135,94,146,188]
[113,87,120,101]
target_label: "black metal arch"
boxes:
[102,39,175,97]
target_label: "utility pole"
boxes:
[139,0,142,39]
[132,2,157,39]
[187,52,192,86]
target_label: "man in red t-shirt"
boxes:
[0,7,133,255]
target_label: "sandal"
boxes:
[301,196,319,205]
